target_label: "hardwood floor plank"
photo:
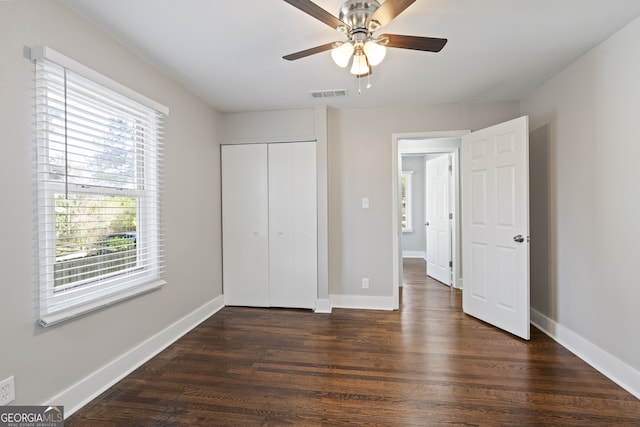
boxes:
[67,258,640,426]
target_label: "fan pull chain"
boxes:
[357,73,373,95]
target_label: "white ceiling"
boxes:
[60,0,640,113]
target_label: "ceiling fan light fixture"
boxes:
[331,41,354,68]
[350,51,369,76]
[363,40,386,66]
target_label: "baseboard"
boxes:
[314,298,332,313]
[402,251,425,259]
[531,309,640,399]
[50,295,225,417]
[330,294,395,311]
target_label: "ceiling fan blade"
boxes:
[283,0,345,30]
[370,0,416,28]
[283,42,336,61]
[381,34,448,52]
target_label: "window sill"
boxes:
[39,279,166,327]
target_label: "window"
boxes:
[33,47,168,326]
[401,171,413,232]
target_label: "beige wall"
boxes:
[522,15,640,376]
[327,103,520,299]
[0,0,222,408]
[529,124,551,317]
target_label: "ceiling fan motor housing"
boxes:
[339,0,381,42]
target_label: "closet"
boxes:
[221,141,317,309]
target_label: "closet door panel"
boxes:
[221,144,269,306]
[268,142,317,309]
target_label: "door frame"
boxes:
[392,131,469,309]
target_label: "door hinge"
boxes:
[449,213,453,220]
[449,261,453,268]
[448,164,452,172]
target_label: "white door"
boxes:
[221,144,270,307]
[462,116,530,340]
[425,154,451,285]
[268,142,317,309]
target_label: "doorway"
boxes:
[391,131,467,309]
[400,152,453,285]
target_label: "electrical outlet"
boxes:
[0,376,15,406]
[362,278,369,289]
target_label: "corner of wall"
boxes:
[531,309,640,400]
[50,296,225,417]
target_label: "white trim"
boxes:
[330,294,395,311]
[314,298,332,313]
[47,295,225,417]
[392,131,469,310]
[531,309,640,400]
[402,251,426,259]
[39,280,166,327]
[314,106,330,316]
[30,45,169,116]
[220,137,317,145]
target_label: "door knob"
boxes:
[425,222,429,226]
[513,234,524,243]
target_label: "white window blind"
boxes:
[33,47,168,326]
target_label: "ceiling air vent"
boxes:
[310,89,348,99]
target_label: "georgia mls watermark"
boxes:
[0,406,63,427]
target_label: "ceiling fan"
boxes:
[283,0,447,77]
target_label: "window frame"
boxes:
[33,46,168,326]
[401,170,414,233]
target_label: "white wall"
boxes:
[0,0,222,410]
[522,15,640,394]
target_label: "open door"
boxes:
[462,116,530,340]
[425,153,452,285]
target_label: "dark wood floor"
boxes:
[67,258,640,426]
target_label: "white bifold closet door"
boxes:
[221,142,317,309]
[268,142,317,308]
[221,144,270,306]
